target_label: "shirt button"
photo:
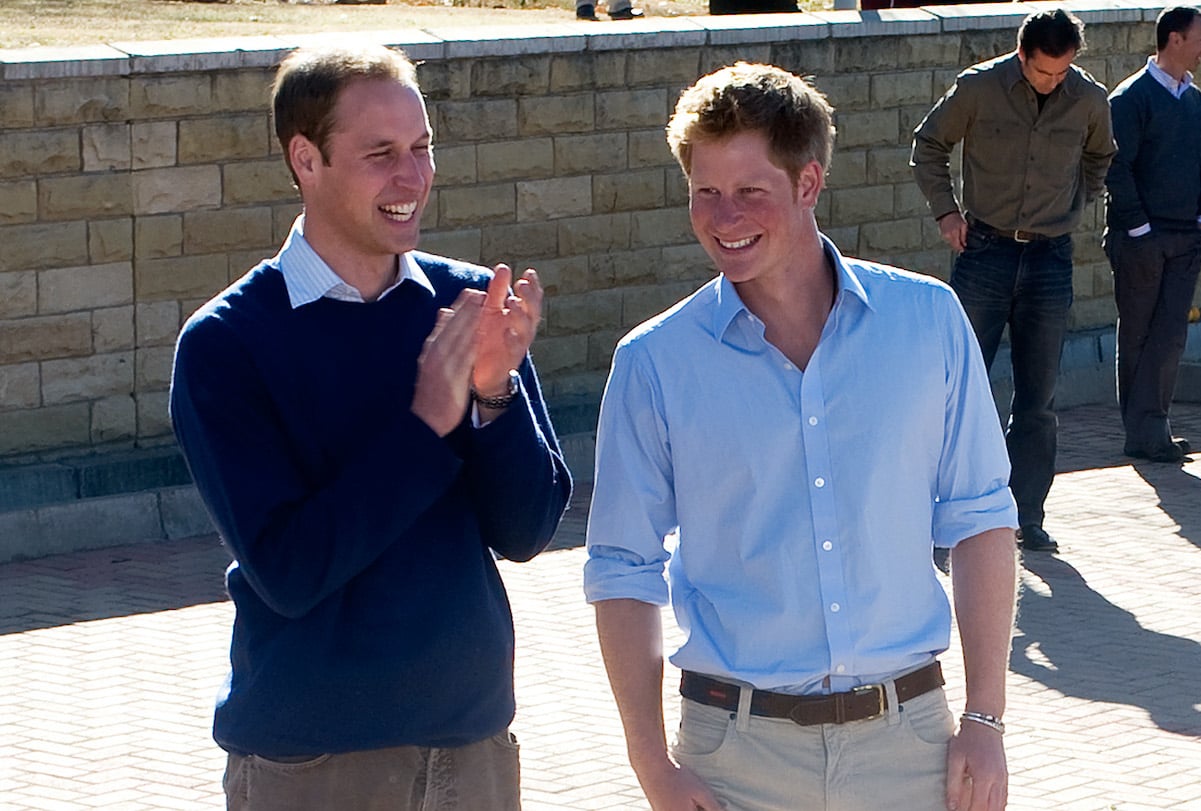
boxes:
[822,540,833,551]
[784,362,794,371]
[835,664,846,674]
[814,477,825,488]
[830,603,841,613]
[808,416,818,426]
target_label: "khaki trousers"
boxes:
[223,731,521,811]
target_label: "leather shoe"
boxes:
[576,3,599,19]
[933,547,951,575]
[1123,437,1188,463]
[1017,525,1058,553]
[608,6,645,18]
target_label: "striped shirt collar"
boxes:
[275,214,435,309]
[1147,55,1195,100]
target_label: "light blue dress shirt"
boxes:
[584,236,1017,695]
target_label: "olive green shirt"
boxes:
[911,52,1115,238]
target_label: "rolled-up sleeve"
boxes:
[931,293,1019,547]
[584,340,676,606]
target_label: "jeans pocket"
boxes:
[672,700,737,763]
[489,729,520,753]
[248,752,332,772]
[900,691,955,747]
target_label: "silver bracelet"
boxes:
[960,711,1005,735]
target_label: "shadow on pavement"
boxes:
[1012,554,1201,737]
[1132,460,1201,552]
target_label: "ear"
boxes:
[795,160,825,208]
[288,135,322,187]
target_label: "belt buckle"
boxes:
[1012,229,1031,244]
[851,683,886,722]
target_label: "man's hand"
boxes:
[473,264,543,398]
[945,721,1007,811]
[939,211,969,253]
[634,756,725,811]
[411,288,485,437]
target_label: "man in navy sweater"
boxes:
[1105,6,1201,463]
[169,45,571,809]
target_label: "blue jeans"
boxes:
[950,226,1074,529]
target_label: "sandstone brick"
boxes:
[133,166,221,215]
[593,169,665,214]
[178,114,269,165]
[827,150,867,190]
[592,52,630,90]
[81,123,130,172]
[0,362,40,410]
[867,146,917,185]
[835,109,901,149]
[273,204,303,242]
[434,99,517,143]
[0,221,89,273]
[531,255,596,297]
[92,305,136,354]
[701,46,772,75]
[38,173,132,221]
[0,271,37,319]
[548,289,623,336]
[131,121,177,170]
[517,176,592,223]
[135,215,183,260]
[627,49,701,87]
[861,219,925,254]
[899,34,961,69]
[41,351,133,405]
[588,328,624,371]
[628,129,674,170]
[0,181,37,226]
[183,207,273,254]
[622,281,698,328]
[558,213,630,256]
[35,78,127,125]
[591,247,663,287]
[90,394,137,444]
[136,389,172,437]
[223,159,298,206]
[770,39,835,77]
[136,301,182,348]
[471,55,551,97]
[136,255,229,302]
[135,346,175,390]
[665,170,688,207]
[0,129,80,178]
[824,225,861,255]
[834,36,901,74]
[434,145,478,186]
[529,333,588,377]
[630,206,693,249]
[894,182,932,220]
[212,69,273,113]
[554,133,627,175]
[872,70,934,109]
[88,218,133,265]
[0,314,92,364]
[0,403,90,456]
[438,183,515,227]
[829,186,896,226]
[417,228,482,265]
[518,95,594,137]
[549,54,595,93]
[0,84,34,129]
[38,262,133,315]
[596,88,668,131]
[475,139,553,184]
[961,31,1015,68]
[131,75,213,118]
[481,223,560,265]
[227,250,271,282]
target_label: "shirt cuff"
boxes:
[1128,223,1151,237]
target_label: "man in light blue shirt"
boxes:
[585,63,1019,811]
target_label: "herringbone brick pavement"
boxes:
[1,403,1199,811]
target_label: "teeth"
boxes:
[380,202,417,221]
[718,235,757,249]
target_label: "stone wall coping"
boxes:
[0,0,1166,81]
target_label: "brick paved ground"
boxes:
[2,403,1200,811]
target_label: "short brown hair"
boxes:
[666,62,836,185]
[1017,8,1086,58]
[271,45,419,183]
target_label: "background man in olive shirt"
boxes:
[912,8,1115,555]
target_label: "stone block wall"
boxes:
[0,2,1188,464]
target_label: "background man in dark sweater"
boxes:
[1104,5,1201,463]
[169,45,571,809]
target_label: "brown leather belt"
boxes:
[680,661,944,726]
[968,216,1049,243]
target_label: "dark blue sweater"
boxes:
[169,252,571,757]
[1106,68,1201,232]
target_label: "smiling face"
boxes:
[290,77,435,280]
[1018,48,1077,95]
[687,129,822,292]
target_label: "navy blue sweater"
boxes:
[1106,68,1201,232]
[169,253,571,757]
